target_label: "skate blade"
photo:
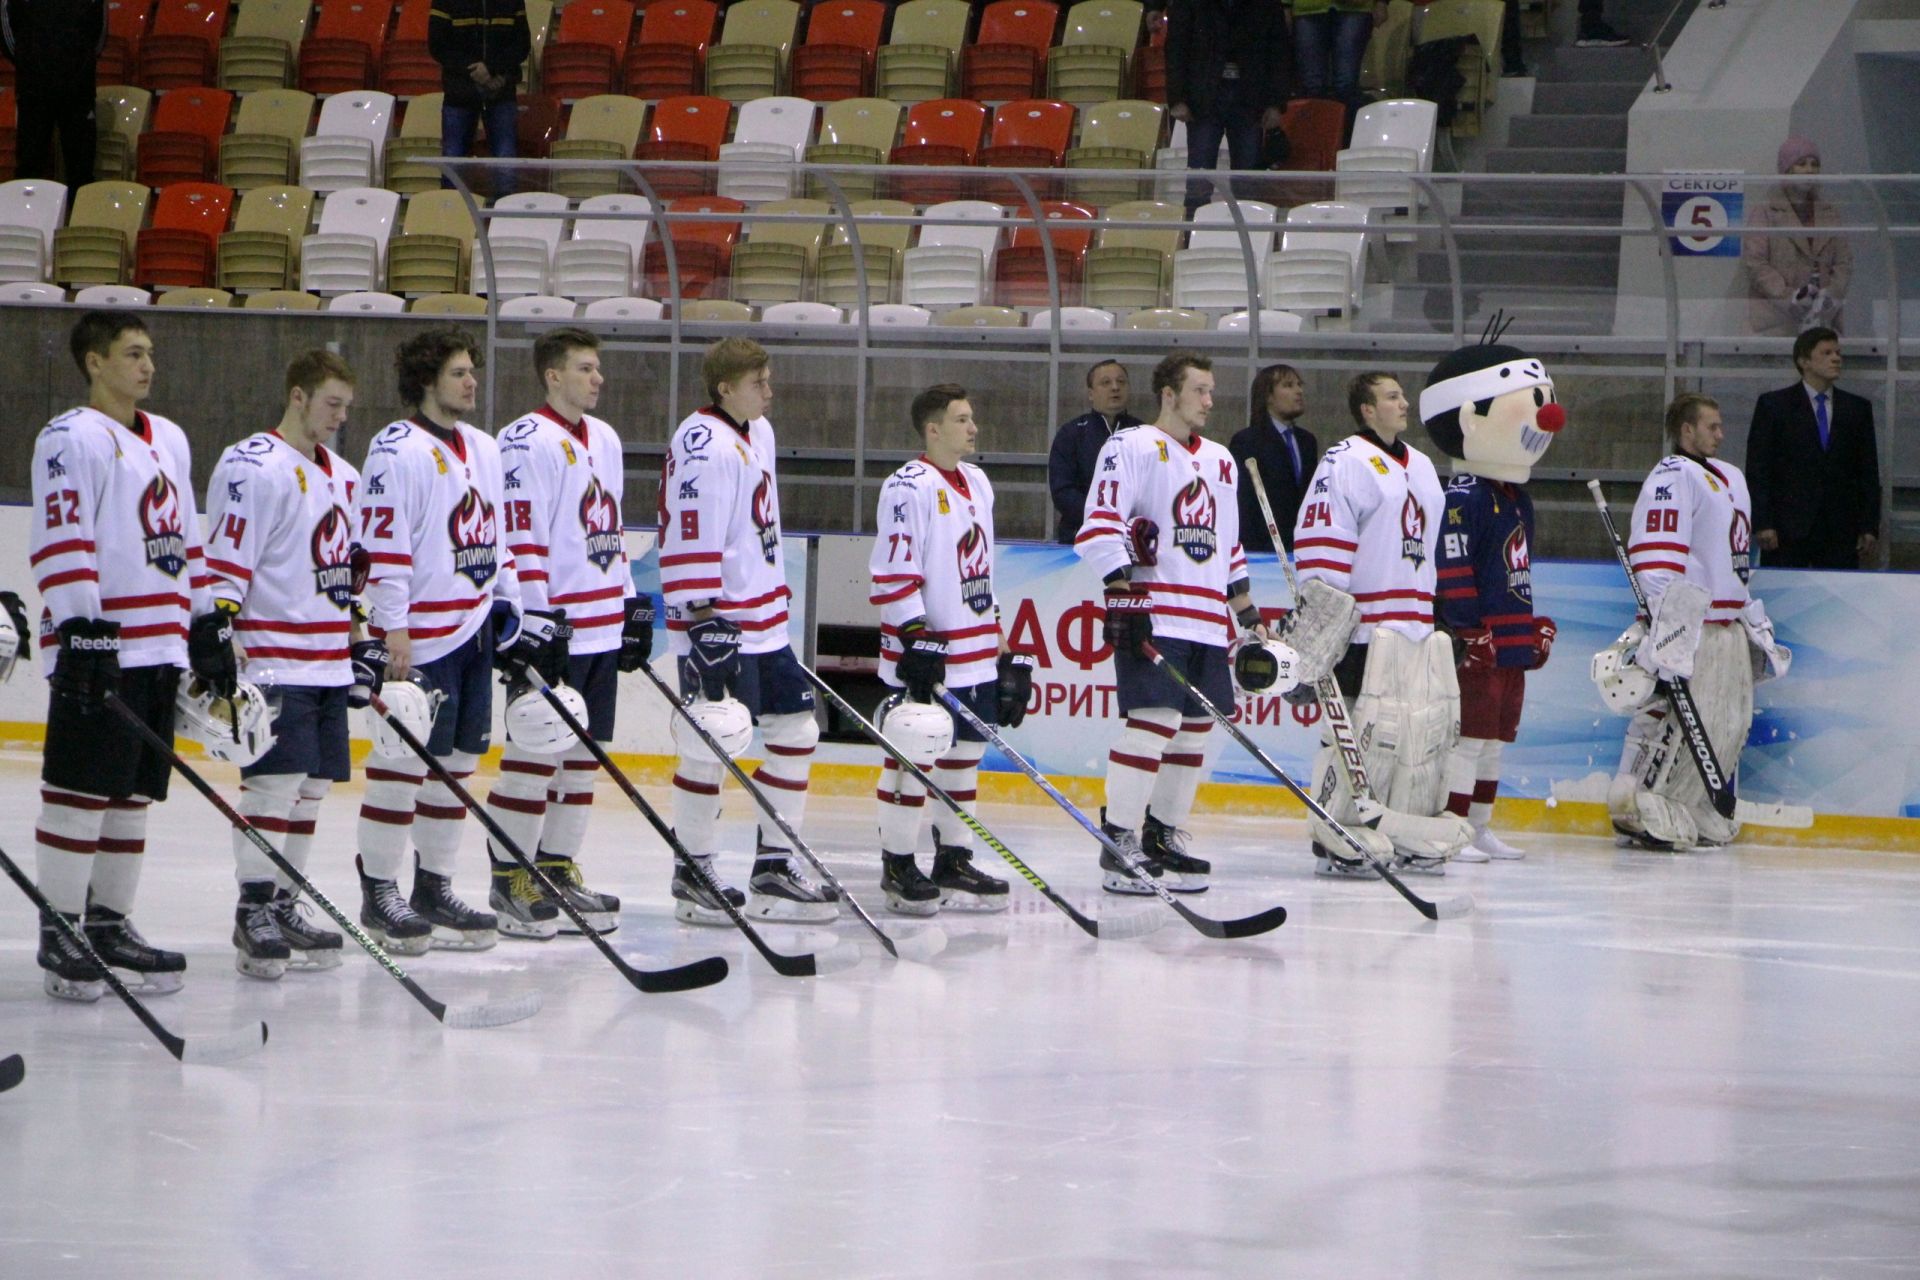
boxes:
[363,926,431,956]
[113,968,184,996]
[882,891,940,918]
[1314,863,1382,880]
[234,953,288,981]
[557,913,618,936]
[427,925,498,951]
[935,889,1010,913]
[1159,873,1210,895]
[442,990,544,1029]
[285,949,344,972]
[1486,849,1525,861]
[673,898,737,927]
[1101,872,1160,896]
[42,971,106,1002]
[1391,860,1447,878]
[495,915,561,941]
[746,895,839,924]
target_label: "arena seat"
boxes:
[551,93,650,198]
[624,0,719,100]
[216,183,314,292]
[1046,0,1141,106]
[1416,0,1502,136]
[134,181,234,289]
[802,96,901,202]
[221,89,315,191]
[761,300,844,324]
[634,95,732,197]
[299,0,393,95]
[410,292,488,314]
[937,303,1022,327]
[381,0,442,97]
[1278,200,1371,315]
[642,193,744,298]
[704,0,802,104]
[387,189,483,297]
[53,181,151,286]
[137,0,232,90]
[498,294,580,318]
[1118,306,1203,330]
[717,96,817,203]
[93,86,154,182]
[1218,308,1305,333]
[101,0,157,86]
[727,196,831,303]
[581,295,665,320]
[1030,304,1113,329]
[329,289,407,312]
[0,282,66,303]
[866,302,932,326]
[137,87,232,188]
[677,298,754,321]
[875,0,971,105]
[1063,98,1162,206]
[900,198,1003,307]
[555,192,653,300]
[219,0,311,91]
[0,179,69,284]
[978,98,1076,200]
[789,0,886,102]
[300,90,397,193]
[244,288,323,310]
[1081,196,1179,310]
[301,185,402,294]
[74,284,154,305]
[541,0,637,102]
[476,190,571,297]
[155,286,235,306]
[382,93,449,195]
[963,1,1058,102]
[993,198,1092,306]
[1352,97,1438,172]
[1131,6,1165,101]
[888,99,989,205]
[817,197,911,305]
[1171,199,1278,311]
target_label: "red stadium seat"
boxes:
[0,89,15,180]
[888,97,988,205]
[381,0,442,96]
[137,0,233,89]
[299,0,393,95]
[1281,97,1346,173]
[623,0,718,100]
[978,98,1074,167]
[136,86,232,187]
[789,0,887,102]
[994,198,1091,305]
[963,1,1058,102]
[541,0,638,101]
[101,0,158,85]
[134,180,233,286]
[518,93,563,159]
[633,94,731,196]
[643,194,743,298]
[1132,6,1165,100]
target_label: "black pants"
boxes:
[1766,534,1860,571]
[15,73,96,185]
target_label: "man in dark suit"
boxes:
[1745,327,1881,569]
[1048,360,1144,544]
[1228,363,1319,554]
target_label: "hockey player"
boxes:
[659,338,837,925]
[1598,393,1789,851]
[354,329,548,953]
[27,312,238,1000]
[204,350,369,978]
[1075,352,1271,895]
[1292,371,1471,878]
[1421,339,1567,862]
[482,327,653,938]
[868,384,1030,915]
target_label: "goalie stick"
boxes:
[0,841,266,1064]
[0,1053,20,1093]
[795,663,1163,942]
[1587,479,1739,820]
[103,691,542,1029]
[935,684,1289,939]
[364,691,731,994]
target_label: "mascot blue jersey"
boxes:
[1437,473,1539,669]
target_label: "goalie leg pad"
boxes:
[1353,630,1473,860]
[1306,742,1394,866]
[1283,579,1362,684]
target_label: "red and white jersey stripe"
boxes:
[1628,452,1753,624]
[496,405,631,656]
[355,417,521,665]
[204,431,361,687]
[28,406,210,672]
[1293,432,1443,644]
[1075,424,1250,647]
[657,406,791,656]
[869,456,1000,690]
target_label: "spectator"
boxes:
[1228,363,1320,553]
[0,0,103,186]
[1573,2,1630,46]
[1288,1,1386,113]
[1167,0,1293,214]
[1743,137,1853,337]
[1745,326,1880,570]
[1048,360,1145,544]
[429,0,531,186]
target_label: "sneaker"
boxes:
[37,911,106,1002]
[748,854,839,924]
[1143,810,1210,894]
[234,881,292,981]
[537,855,621,935]
[1099,821,1164,896]
[671,850,746,926]
[881,852,941,917]
[85,904,185,994]
[1473,826,1526,861]
[358,856,432,956]
[930,835,1008,913]
[1453,842,1491,864]
[1576,20,1632,46]
[1312,839,1382,879]
[490,852,561,941]
[271,888,344,970]
[410,867,499,951]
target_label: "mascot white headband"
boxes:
[1419,357,1553,425]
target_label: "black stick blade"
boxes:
[630,954,731,994]
[0,1053,22,1093]
[1176,901,1289,939]
[176,1022,270,1065]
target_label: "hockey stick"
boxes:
[102,691,542,1029]
[365,690,730,994]
[1736,799,1813,829]
[1245,462,1475,920]
[795,662,1163,942]
[634,662,935,964]
[0,1053,21,1093]
[0,841,266,1064]
[519,668,855,978]
[1587,479,1738,820]
[935,683,1288,939]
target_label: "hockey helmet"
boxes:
[878,691,953,769]
[671,695,754,759]
[505,683,585,755]
[176,677,278,767]
[0,616,19,684]
[1232,638,1303,696]
[366,680,441,758]
[1591,621,1658,716]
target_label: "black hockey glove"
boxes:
[50,618,121,714]
[188,602,239,699]
[896,620,947,702]
[1103,584,1154,661]
[617,595,655,673]
[348,638,388,710]
[498,608,572,686]
[684,615,742,700]
[995,651,1035,728]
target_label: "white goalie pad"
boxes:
[1609,623,1751,849]
[1739,598,1792,683]
[1592,621,1658,716]
[1638,579,1711,681]
[1282,579,1361,684]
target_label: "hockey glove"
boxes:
[499,608,572,686]
[189,602,240,699]
[1524,616,1557,671]
[348,638,388,710]
[617,595,656,672]
[1103,584,1154,661]
[996,651,1036,728]
[348,542,371,597]
[1128,517,1159,568]
[0,589,29,681]
[1457,626,1496,673]
[684,615,742,701]
[50,618,120,714]
[896,620,948,702]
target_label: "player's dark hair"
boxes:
[69,311,149,378]
[1793,326,1839,371]
[910,383,969,435]
[534,326,600,381]
[704,336,769,403]
[1085,358,1125,389]
[1151,351,1211,401]
[1664,392,1720,449]
[285,349,355,401]
[395,328,481,409]
[1248,363,1303,433]
[1347,371,1395,428]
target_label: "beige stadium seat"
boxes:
[874,0,970,104]
[703,0,801,103]
[1081,198,1179,311]
[803,97,901,202]
[156,287,237,308]
[410,292,490,315]
[217,184,315,292]
[222,89,316,191]
[727,197,829,304]
[817,198,912,306]
[552,94,652,199]
[94,86,153,182]
[1046,1,1142,105]
[677,298,755,322]
[53,181,151,286]
[388,190,483,296]
[385,93,450,195]
[219,0,312,90]
[244,288,323,310]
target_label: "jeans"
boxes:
[1292,10,1373,102]
[442,97,519,194]
[1184,108,1265,212]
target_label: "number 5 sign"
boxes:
[1662,174,1745,257]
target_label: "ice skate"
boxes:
[672,850,746,926]
[931,831,1008,912]
[271,889,343,971]
[537,855,620,935]
[38,912,106,1003]
[490,853,560,940]
[881,852,941,917]
[748,852,839,924]
[1099,820,1165,896]
[410,867,498,950]
[1313,839,1383,880]
[86,905,185,995]
[1143,811,1209,894]
[358,856,432,956]
[233,881,291,980]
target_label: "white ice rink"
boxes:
[3,751,1918,1279]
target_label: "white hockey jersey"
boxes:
[355,417,520,666]
[203,431,362,688]
[657,406,791,656]
[1075,424,1250,648]
[1293,433,1444,644]
[1628,452,1753,625]
[497,405,631,656]
[869,457,1000,690]
[28,407,210,672]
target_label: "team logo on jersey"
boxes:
[680,423,713,459]
[751,473,779,564]
[45,450,65,479]
[1171,478,1218,563]
[1730,507,1752,584]
[579,477,623,572]
[311,505,355,609]
[1503,524,1532,599]
[956,524,994,616]
[365,472,386,496]
[503,465,522,491]
[1400,495,1428,567]
[447,487,498,588]
[138,474,188,578]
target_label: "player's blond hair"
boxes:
[1664,393,1720,450]
[285,349,355,401]
[703,337,769,403]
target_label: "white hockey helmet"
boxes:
[1591,621,1658,716]
[1232,638,1303,696]
[505,683,585,755]
[878,691,954,770]
[0,615,19,684]
[366,680,441,758]
[176,677,278,767]
[672,695,754,759]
